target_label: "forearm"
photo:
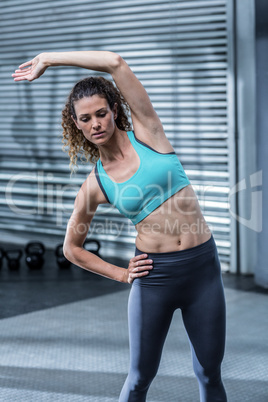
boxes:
[41,50,121,74]
[65,246,128,283]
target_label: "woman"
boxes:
[12,51,227,402]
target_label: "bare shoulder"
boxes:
[71,166,109,221]
[132,122,176,154]
[83,165,110,206]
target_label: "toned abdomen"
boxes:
[135,184,212,253]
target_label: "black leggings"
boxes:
[119,234,227,402]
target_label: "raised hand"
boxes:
[12,53,49,82]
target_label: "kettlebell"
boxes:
[83,239,101,257]
[55,243,71,269]
[4,249,23,271]
[25,241,45,270]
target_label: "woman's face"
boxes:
[72,94,117,144]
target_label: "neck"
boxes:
[98,128,129,163]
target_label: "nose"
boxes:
[92,118,101,130]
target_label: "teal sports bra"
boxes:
[95,130,190,225]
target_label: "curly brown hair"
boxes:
[61,76,132,174]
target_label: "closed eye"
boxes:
[80,112,107,122]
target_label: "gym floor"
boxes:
[0,245,267,401]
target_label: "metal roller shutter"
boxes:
[0,0,232,270]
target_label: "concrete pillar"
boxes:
[255,0,268,288]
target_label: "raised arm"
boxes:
[12,50,163,134]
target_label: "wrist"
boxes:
[118,267,129,284]
[39,52,53,67]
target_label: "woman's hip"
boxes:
[133,234,222,288]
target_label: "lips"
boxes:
[93,131,105,137]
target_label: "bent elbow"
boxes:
[109,52,124,73]
[62,248,69,260]
[63,245,72,261]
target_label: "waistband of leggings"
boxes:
[135,234,215,261]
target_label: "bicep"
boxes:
[111,56,163,133]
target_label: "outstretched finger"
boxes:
[13,76,26,82]
[12,70,31,77]
[12,72,27,78]
[13,75,31,82]
[19,60,33,69]
[14,67,31,73]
